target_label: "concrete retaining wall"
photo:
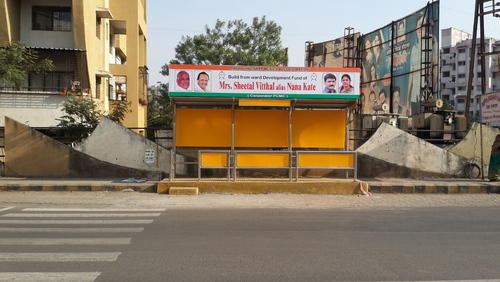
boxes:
[448,122,499,173]
[356,123,467,178]
[74,117,178,175]
[4,117,160,179]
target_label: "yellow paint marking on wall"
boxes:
[298,153,353,168]
[176,109,231,147]
[237,153,290,168]
[292,110,346,149]
[235,109,289,148]
[201,152,228,167]
[239,99,291,107]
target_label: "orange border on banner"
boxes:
[169,64,361,73]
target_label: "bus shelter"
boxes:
[168,65,361,182]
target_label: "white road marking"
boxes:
[0,219,153,224]
[0,207,15,212]
[0,238,131,245]
[2,213,160,217]
[0,227,144,233]
[0,252,121,262]
[23,208,166,212]
[0,272,100,282]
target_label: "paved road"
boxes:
[1,198,500,281]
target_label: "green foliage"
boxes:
[57,96,130,140]
[0,42,54,89]
[148,83,173,129]
[108,100,132,124]
[163,16,288,72]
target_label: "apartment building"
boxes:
[0,0,148,130]
[440,27,500,121]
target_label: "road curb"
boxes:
[368,183,500,194]
[0,182,499,194]
[0,184,157,193]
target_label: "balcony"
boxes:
[0,49,89,95]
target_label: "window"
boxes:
[458,61,466,66]
[96,77,101,99]
[458,74,466,78]
[443,48,450,54]
[28,71,74,91]
[111,75,127,101]
[457,99,465,103]
[443,71,450,77]
[452,76,456,82]
[32,6,71,31]
[458,86,465,91]
[458,48,466,53]
[96,18,101,39]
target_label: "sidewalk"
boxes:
[0,177,499,194]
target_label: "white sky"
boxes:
[147,0,500,85]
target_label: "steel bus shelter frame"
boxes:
[169,97,359,182]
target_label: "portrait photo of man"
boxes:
[176,71,191,90]
[323,73,337,93]
[195,71,210,92]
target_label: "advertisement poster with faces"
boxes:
[360,1,439,116]
[169,65,360,100]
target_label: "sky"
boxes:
[147,0,500,85]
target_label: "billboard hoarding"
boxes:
[169,65,361,100]
[360,1,439,116]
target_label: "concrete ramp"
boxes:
[448,122,499,173]
[357,123,467,178]
[4,117,160,179]
[74,117,180,175]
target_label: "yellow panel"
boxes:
[235,110,289,148]
[176,109,231,147]
[239,99,291,107]
[201,152,228,167]
[292,110,346,149]
[237,153,290,168]
[298,153,353,168]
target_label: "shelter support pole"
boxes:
[170,102,176,181]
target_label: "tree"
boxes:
[147,83,173,129]
[57,96,131,140]
[0,42,54,89]
[162,16,288,74]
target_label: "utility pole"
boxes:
[465,0,500,179]
[466,0,500,124]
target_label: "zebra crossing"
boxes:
[0,206,165,282]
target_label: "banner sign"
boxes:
[169,64,361,99]
[360,1,439,116]
[481,92,500,127]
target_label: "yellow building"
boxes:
[0,0,148,130]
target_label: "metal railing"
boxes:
[178,149,358,182]
[198,150,231,181]
[296,151,357,180]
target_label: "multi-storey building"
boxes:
[440,27,500,120]
[0,0,148,131]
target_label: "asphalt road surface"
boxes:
[0,193,500,281]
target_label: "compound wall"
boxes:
[357,123,467,178]
[4,117,159,179]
